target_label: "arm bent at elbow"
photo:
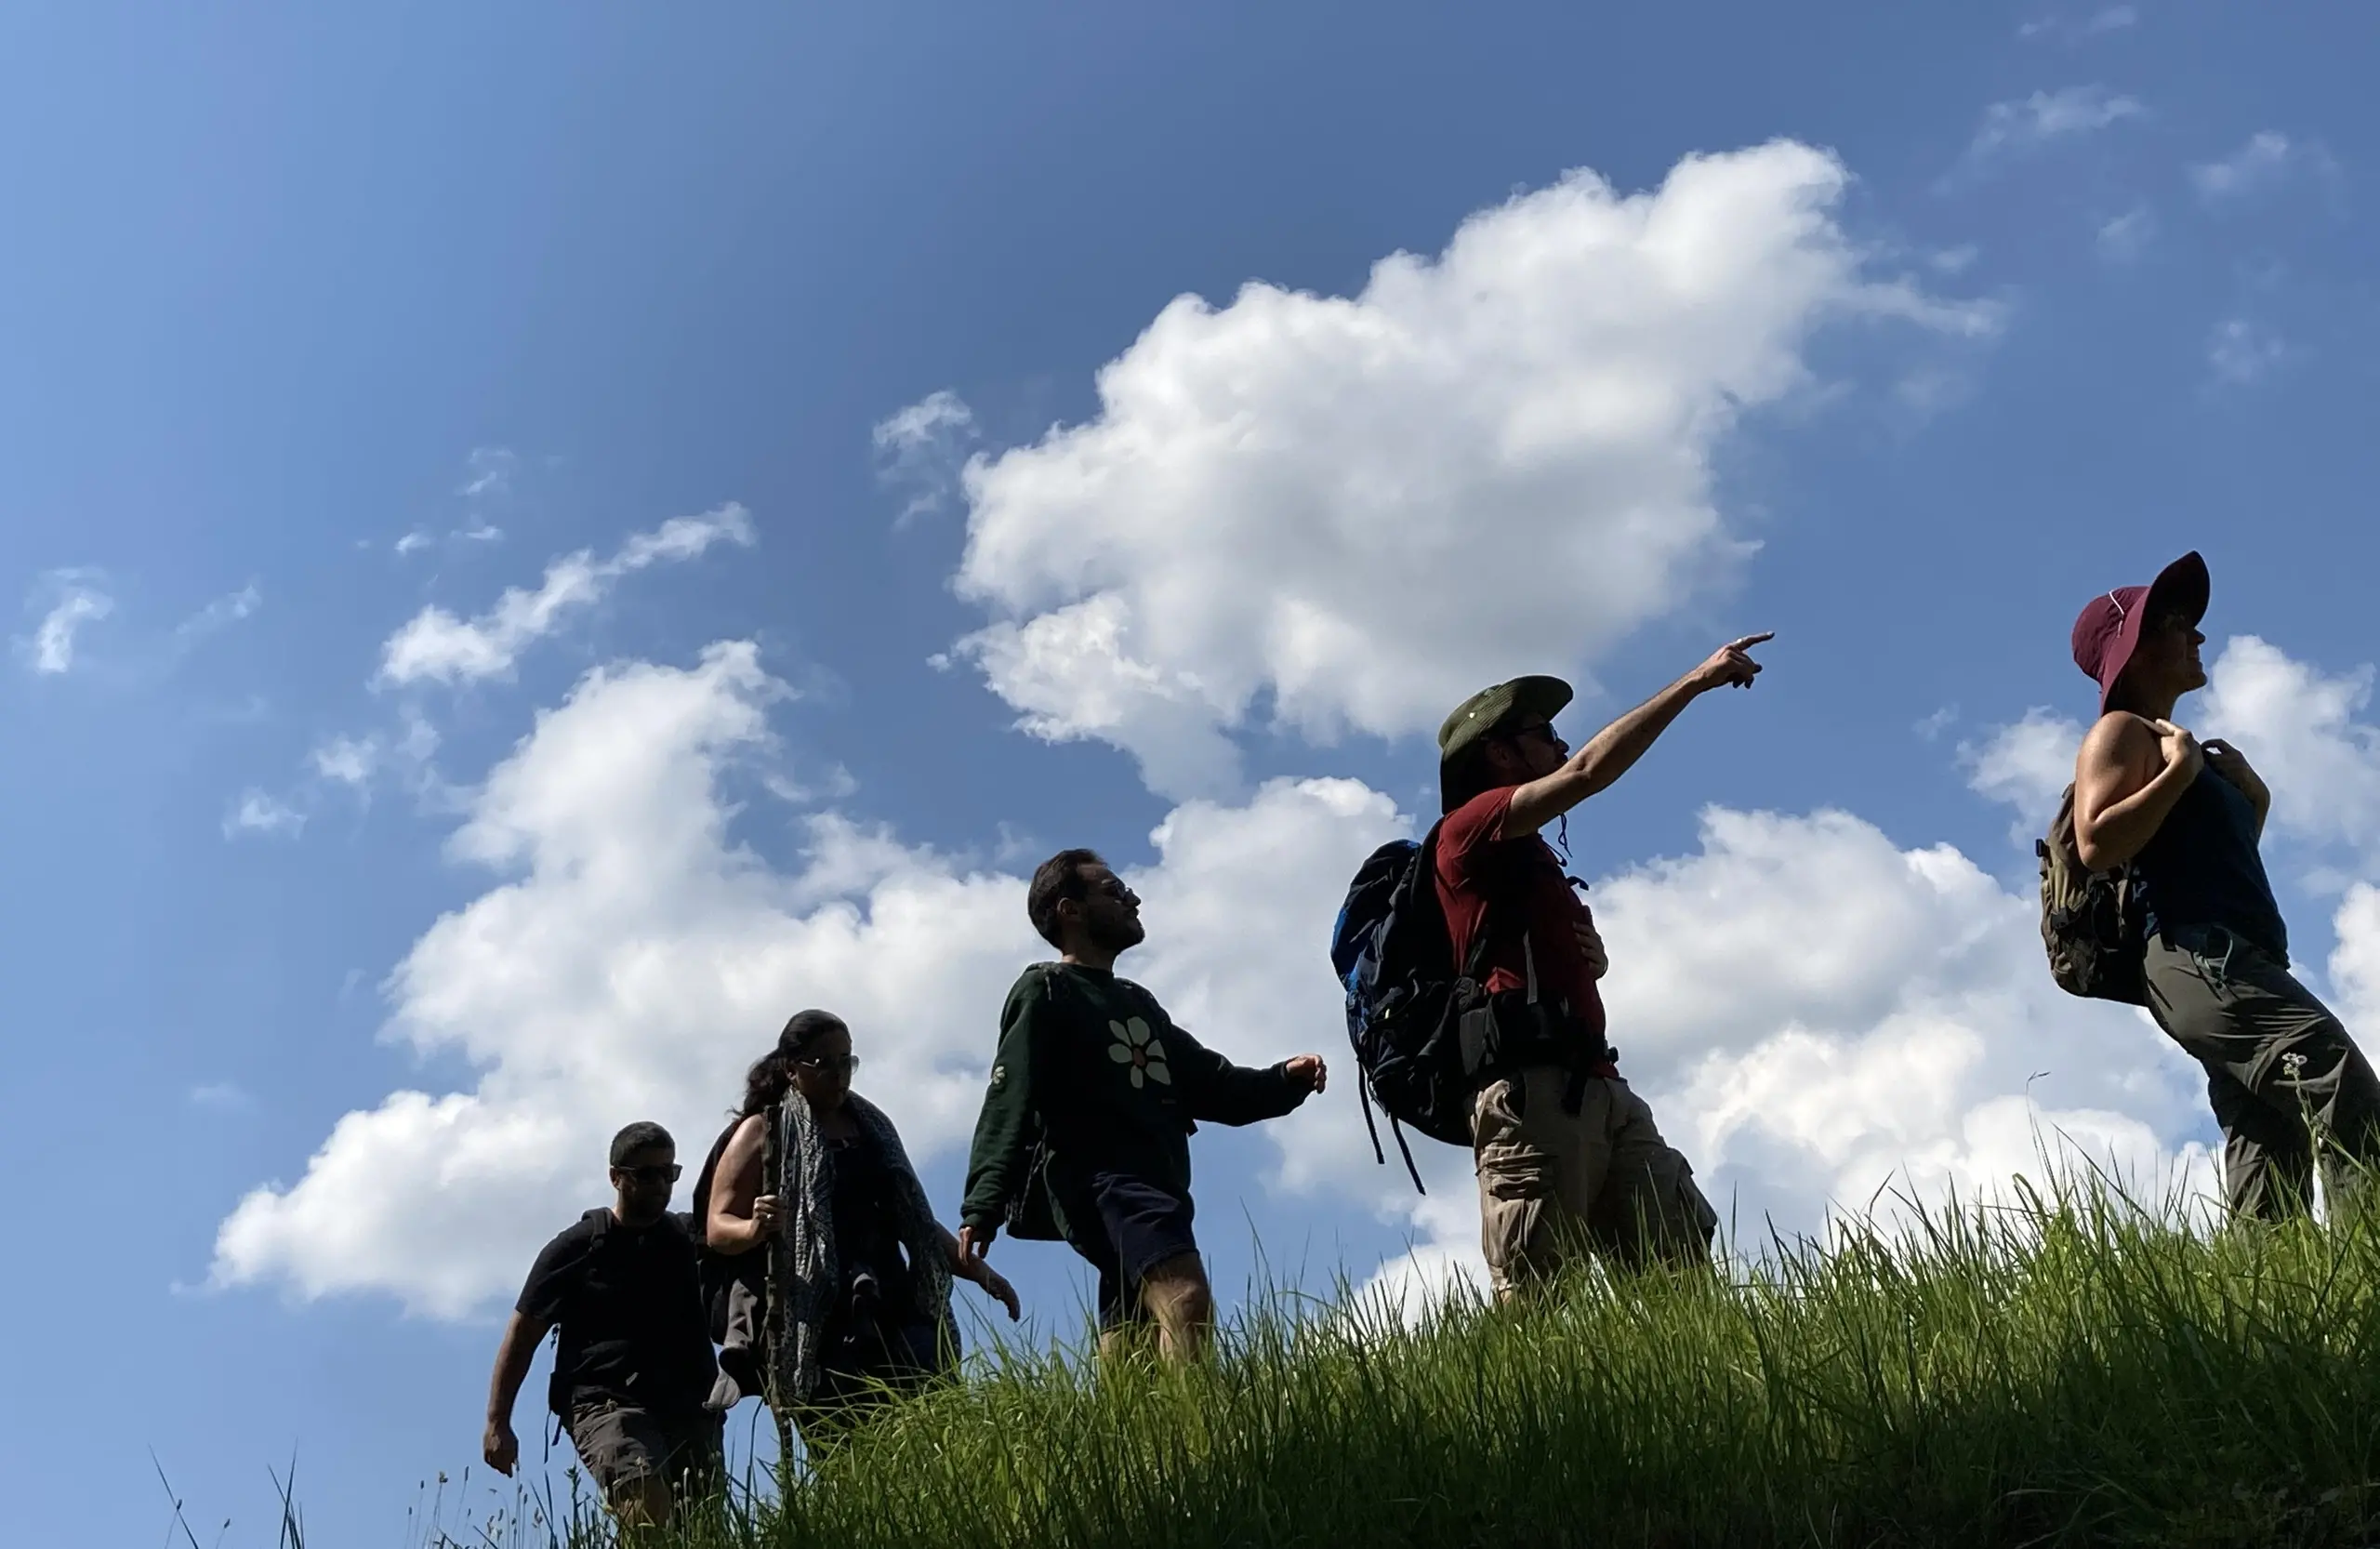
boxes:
[704,1115,777,1256]
[2073,714,2202,870]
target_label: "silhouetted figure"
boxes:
[2071,552,2380,1220]
[483,1122,719,1534]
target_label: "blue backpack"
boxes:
[1329,822,1494,1190]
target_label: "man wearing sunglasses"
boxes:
[483,1121,721,1533]
[1435,636,1769,1297]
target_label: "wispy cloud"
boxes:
[175,582,262,646]
[1963,86,2145,168]
[311,736,379,787]
[395,523,505,557]
[458,446,517,500]
[190,1081,258,1113]
[22,574,114,675]
[873,391,979,524]
[2096,205,2156,262]
[2207,318,2288,387]
[2017,7,2138,44]
[223,789,306,841]
[377,503,755,687]
[2189,131,2333,204]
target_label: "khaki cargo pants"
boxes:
[1473,1064,1716,1297]
[2145,923,2380,1222]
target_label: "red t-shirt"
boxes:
[1434,786,1609,1053]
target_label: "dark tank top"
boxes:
[2134,764,2288,960]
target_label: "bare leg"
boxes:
[1136,1251,1214,1364]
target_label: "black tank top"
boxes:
[2134,764,2288,960]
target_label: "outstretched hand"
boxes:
[1687,633,1772,694]
[967,1258,1023,1321]
[1284,1053,1329,1097]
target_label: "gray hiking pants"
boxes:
[2144,924,2380,1221]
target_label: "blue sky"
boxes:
[7,2,2380,1540]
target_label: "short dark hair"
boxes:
[1027,848,1106,949]
[609,1120,675,1167]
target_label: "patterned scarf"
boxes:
[762,1089,955,1410]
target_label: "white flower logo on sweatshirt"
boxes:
[1107,1016,1170,1088]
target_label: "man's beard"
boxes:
[1091,914,1146,954]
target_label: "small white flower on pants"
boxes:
[1107,1017,1170,1088]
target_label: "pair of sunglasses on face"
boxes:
[614,1163,682,1185]
[796,1053,861,1077]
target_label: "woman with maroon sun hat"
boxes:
[2071,551,2380,1223]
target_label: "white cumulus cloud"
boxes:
[377,504,754,687]
[946,141,1993,797]
[211,639,1410,1317]
[1963,707,2086,826]
[2200,636,2380,857]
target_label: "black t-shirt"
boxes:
[517,1209,718,1414]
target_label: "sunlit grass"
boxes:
[211,1172,2380,1548]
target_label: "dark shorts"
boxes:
[1070,1171,1199,1330]
[565,1400,721,1505]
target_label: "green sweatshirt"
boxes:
[960,962,1304,1232]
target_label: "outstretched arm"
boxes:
[1504,636,1769,837]
[938,1223,1021,1319]
[1172,1023,1327,1126]
[482,1310,549,1476]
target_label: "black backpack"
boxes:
[1329,823,1493,1189]
[2037,783,2149,1006]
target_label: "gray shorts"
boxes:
[565,1399,722,1505]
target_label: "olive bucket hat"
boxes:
[1437,675,1574,769]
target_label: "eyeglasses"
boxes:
[615,1163,681,1185]
[1092,878,1139,906]
[1505,722,1562,745]
[797,1053,862,1077]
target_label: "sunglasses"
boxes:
[615,1163,682,1185]
[797,1053,862,1077]
[1504,722,1562,745]
[1091,878,1139,906]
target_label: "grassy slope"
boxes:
[438,1185,2380,1549]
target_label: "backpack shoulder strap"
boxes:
[1424,817,1506,982]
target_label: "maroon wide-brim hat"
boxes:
[2070,551,2210,712]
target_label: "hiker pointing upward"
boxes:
[2069,552,2380,1221]
[1434,637,1765,1297]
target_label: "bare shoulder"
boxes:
[2080,710,2155,761]
[721,1112,767,1163]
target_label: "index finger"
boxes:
[1727,632,1775,652]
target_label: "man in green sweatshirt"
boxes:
[957,848,1329,1362]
